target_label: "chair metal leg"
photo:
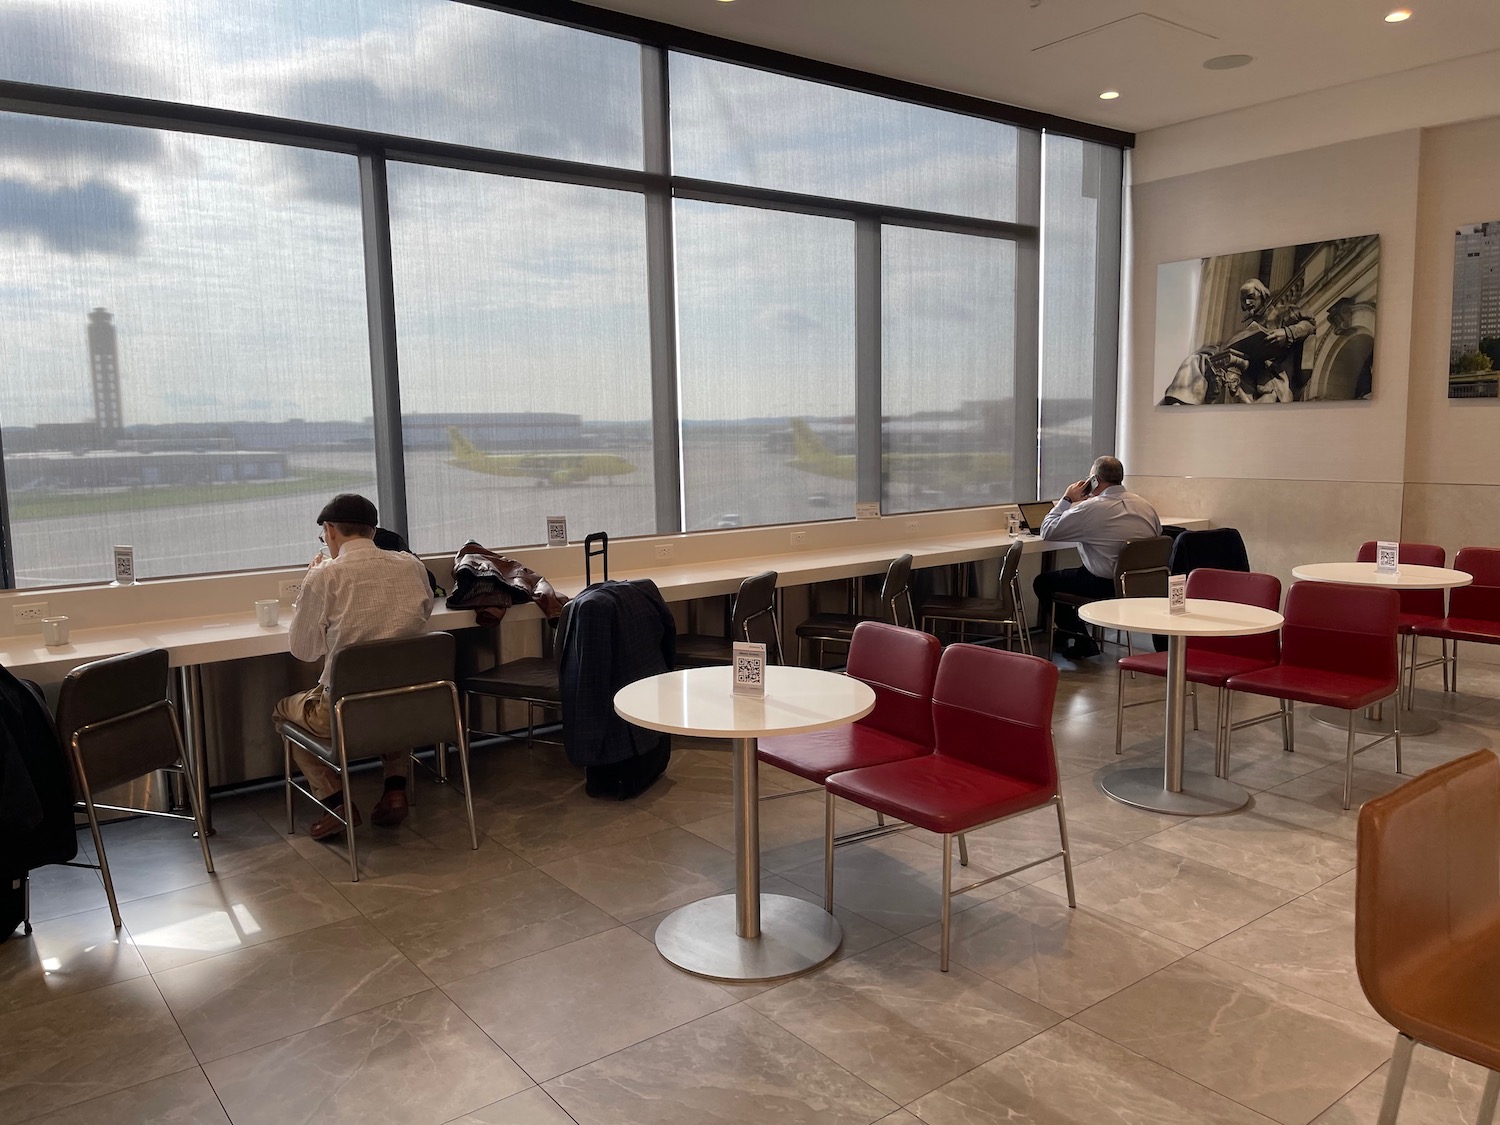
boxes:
[1190,683,1199,731]
[283,737,295,835]
[957,834,969,867]
[1478,1068,1500,1125]
[1343,710,1357,811]
[1377,1032,1415,1125]
[1393,701,1403,776]
[1454,642,1460,693]
[1055,797,1077,908]
[22,873,33,935]
[1284,699,1295,753]
[334,733,358,883]
[823,791,836,912]
[173,716,214,875]
[940,833,953,973]
[1222,690,1236,774]
[68,736,121,929]
[449,687,479,852]
[1114,665,1126,756]
[1442,639,1450,693]
[1215,688,1229,778]
[876,811,886,827]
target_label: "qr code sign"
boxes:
[736,656,763,684]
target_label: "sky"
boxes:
[0,0,1100,429]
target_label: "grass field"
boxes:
[7,468,372,520]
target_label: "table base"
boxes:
[1100,765,1250,816]
[654,893,842,982]
[1308,704,1433,736]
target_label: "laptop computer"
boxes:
[1019,501,1056,534]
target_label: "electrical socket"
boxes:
[654,543,674,561]
[790,531,807,547]
[904,520,919,533]
[278,580,303,603]
[12,602,48,624]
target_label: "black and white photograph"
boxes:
[1449,221,1500,398]
[1156,235,1379,406]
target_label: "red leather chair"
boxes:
[1413,546,1500,697]
[1357,540,1446,705]
[823,644,1075,971]
[1115,569,1282,776]
[1224,582,1402,810]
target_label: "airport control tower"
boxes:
[87,307,124,434]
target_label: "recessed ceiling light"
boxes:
[1203,53,1254,71]
[1385,8,1412,21]
[1099,90,1120,100]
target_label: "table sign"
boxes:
[546,516,568,547]
[732,642,766,696]
[1168,573,1187,615]
[855,501,881,520]
[112,545,135,586]
[1375,541,1399,575]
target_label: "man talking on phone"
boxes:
[1033,456,1161,660]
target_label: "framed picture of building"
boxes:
[1155,235,1379,406]
[1449,222,1500,399]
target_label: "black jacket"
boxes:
[559,580,676,768]
[0,666,77,877]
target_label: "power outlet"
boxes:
[904,520,920,533]
[278,580,303,603]
[12,602,48,624]
[790,531,808,547]
[654,543,674,561]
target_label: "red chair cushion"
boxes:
[1118,649,1278,688]
[825,755,1053,835]
[1414,617,1500,645]
[1224,664,1395,710]
[758,726,928,784]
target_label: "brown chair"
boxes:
[1047,535,1173,659]
[919,540,1031,653]
[796,554,915,668]
[1356,750,1500,1124]
[56,648,214,929]
[675,570,783,667]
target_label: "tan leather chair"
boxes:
[1356,749,1500,1124]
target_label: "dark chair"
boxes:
[919,540,1031,653]
[463,601,577,746]
[56,648,214,929]
[276,632,476,881]
[1355,541,1446,707]
[1114,568,1282,773]
[1168,528,1250,575]
[1048,535,1173,659]
[1224,582,1402,809]
[1413,546,1500,698]
[1356,750,1500,1125]
[796,554,915,668]
[675,570,783,668]
[824,644,1075,971]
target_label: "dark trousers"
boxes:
[1033,566,1114,637]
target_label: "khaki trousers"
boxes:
[273,684,408,800]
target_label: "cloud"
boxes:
[0,3,152,91]
[0,112,163,167]
[0,177,142,255]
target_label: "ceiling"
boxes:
[580,0,1500,134]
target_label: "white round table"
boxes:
[614,665,875,982]
[1291,562,1473,735]
[1081,597,1284,816]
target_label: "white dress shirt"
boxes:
[1039,485,1162,578]
[289,537,434,686]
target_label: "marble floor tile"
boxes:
[1055,771,1185,843]
[1142,810,1355,894]
[539,825,737,922]
[446,925,735,1081]
[0,905,148,1015]
[479,779,673,867]
[0,975,196,1123]
[630,747,800,827]
[446,1085,576,1124]
[154,915,432,1062]
[119,858,358,973]
[1075,952,1393,1125]
[747,937,1060,1103]
[1032,841,1296,947]
[16,1066,230,1125]
[1305,869,1358,912]
[368,867,615,984]
[681,791,876,874]
[908,1020,1278,1125]
[22,854,108,924]
[909,884,1191,1016]
[1249,779,1388,841]
[545,1005,897,1125]
[951,802,1126,894]
[1204,893,1374,1019]
[204,988,529,1125]
[873,1113,922,1125]
[1310,1046,1495,1125]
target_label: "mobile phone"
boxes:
[1085,476,1098,495]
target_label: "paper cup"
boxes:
[41,617,70,646]
[255,599,280,627]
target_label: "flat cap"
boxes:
[316,493,378,527]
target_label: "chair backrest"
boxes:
[326,632,461,756]
[846,621,941,748]
[1185,568,1281,663]
[1113,535,1173,598]
[1450,547,1500,623]
[879,554,916,626]
[56,648,181,793]
[1281,581,1399,684]
[1357,540,1445,620]
[1355,750,1500,1030]
[1170,528,1250,576]
[994,540,1024,615]
[930,644,1059,791]
[732,570,783,664]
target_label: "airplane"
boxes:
[447,428,636,486]
[786,418,1011,493]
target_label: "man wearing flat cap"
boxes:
[273,493,434,840]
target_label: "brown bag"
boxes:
[445,541,567,626]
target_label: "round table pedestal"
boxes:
[1308,704,1434,736]
[1099,765,1250,815]
[654,893,842,981]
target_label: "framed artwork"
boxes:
[1449,221,1500,399]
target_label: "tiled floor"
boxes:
[5,655,1500,1124]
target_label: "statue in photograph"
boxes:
[1160,277,1316,405]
